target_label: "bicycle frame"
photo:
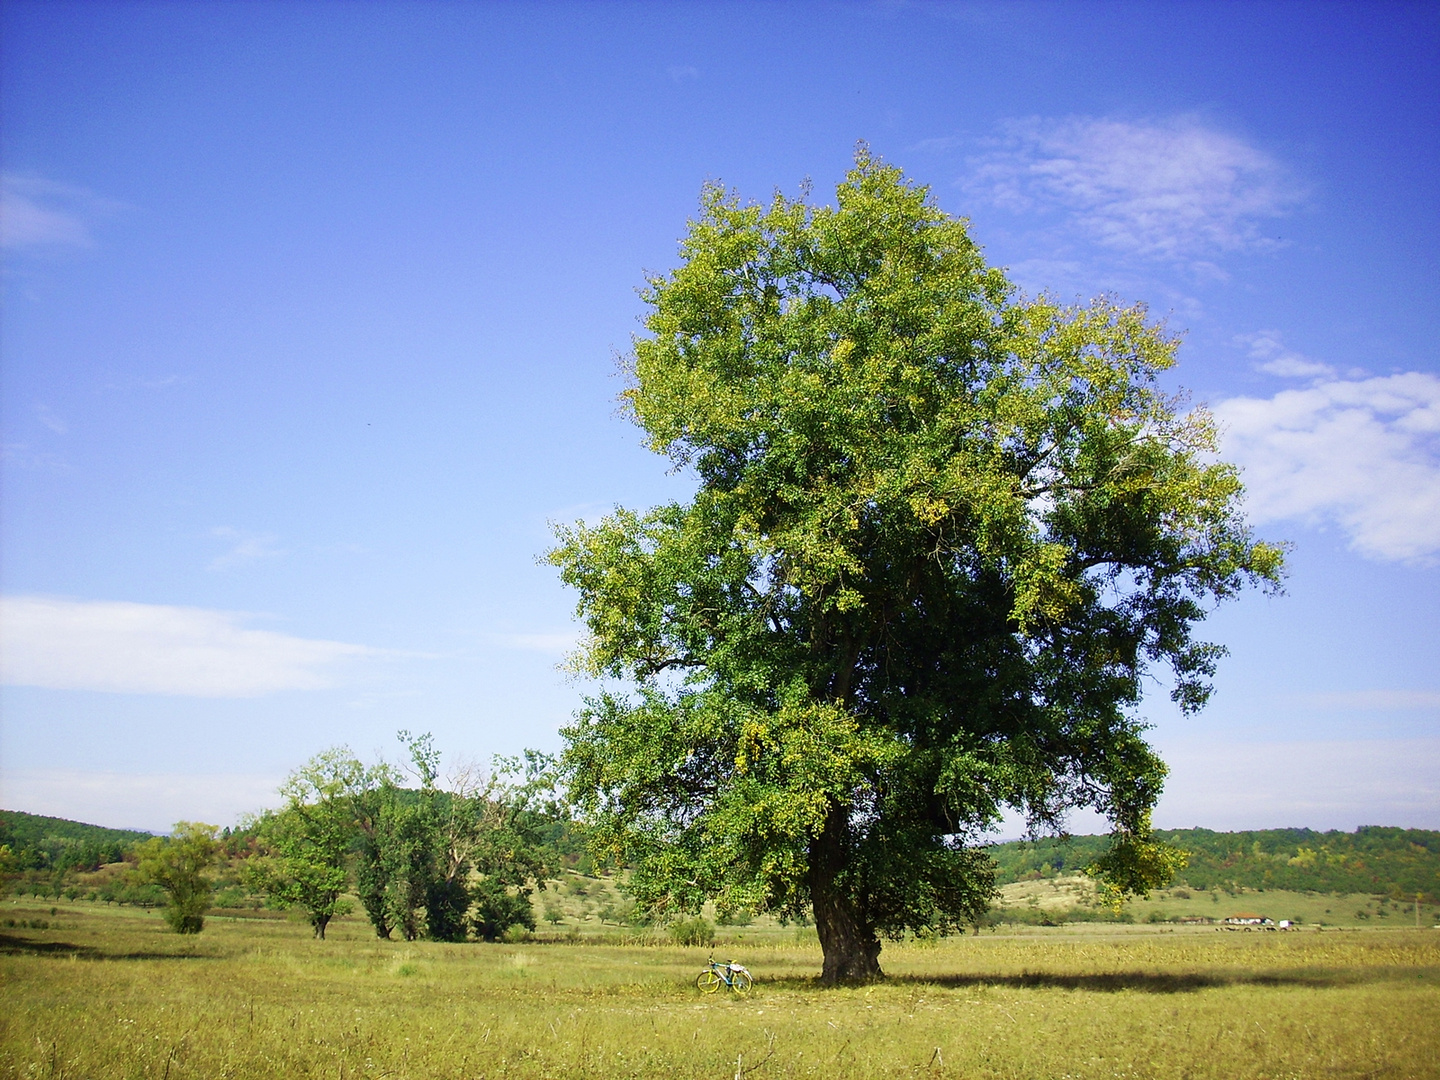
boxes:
[697,955,753,994]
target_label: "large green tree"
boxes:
[549,150,1284,981]
[246,749,368,939]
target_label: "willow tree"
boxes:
[549,150,1284,981]
[136,822,219,934]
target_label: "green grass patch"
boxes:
[1,898,1436,1079]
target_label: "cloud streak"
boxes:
[964,116,1303,265]
[32,404,68,435]
[1293,690,1440,711]
[1156,737,1440,831]
[0,174,123,250]
[0,596,378,697]
[209,527,284,571]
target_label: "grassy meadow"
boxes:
[2,897,1438,1079]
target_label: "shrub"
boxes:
[668,916,715,947]
[471,877,536,942]
[424,877,471,942]
[212,886,252,909]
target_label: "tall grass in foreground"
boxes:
[2,901,1437,1079]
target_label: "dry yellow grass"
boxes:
[2,899,1437,1079]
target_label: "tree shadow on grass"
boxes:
[0,932,215,961]
[764,970,1346,994]
[893,970,1343,993]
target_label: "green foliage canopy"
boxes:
[351,735,552,942]
[549,151,1284,979]
[246,749,369,938]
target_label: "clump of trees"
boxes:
[247,734,552,942]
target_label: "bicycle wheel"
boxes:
[729,969,753,994]
[696,969,724,994]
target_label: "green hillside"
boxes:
[989,826,1440,899]
[6,806,1439,905]
[0,809,153,874]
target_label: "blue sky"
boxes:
[1,1,1436,835]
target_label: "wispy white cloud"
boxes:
[0,595,378,697]
[1214,352,1440,563]
[907,135,964,153]
[1236,330,1340,379]
[32,404,68,435]
[0,174,123,250]
[140,374,186,390]
[209,527,284,571]
[984,736,1440,835]
[0,443,68,471]
[964,116,1304,265]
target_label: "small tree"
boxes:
[470,876,536,940]
[376,788,432,941]
[137,822,219,933]
[543,898,565,926]
[350,742,431,940]
[353,779,398,939]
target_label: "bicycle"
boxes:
[696,955,753,994]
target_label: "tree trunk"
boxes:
[809,801,882,983]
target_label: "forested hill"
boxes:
[0,810,153,874]
[990,827,1440,898]
[5,807,1438,901]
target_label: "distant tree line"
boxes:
[7,792,1438,937]
[989,826,1440,899]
